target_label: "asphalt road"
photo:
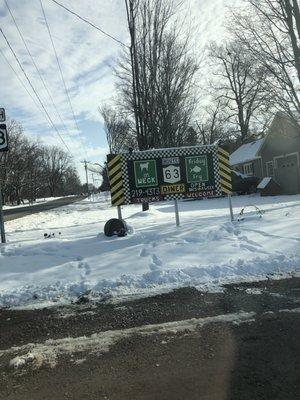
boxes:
[0,277,299,400]
[3,196,85,222]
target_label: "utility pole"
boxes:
[81,160,90,198]
[125,0,141,143]
[125,1,149,211]
[90,173,95,202]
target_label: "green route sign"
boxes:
[134,159,158,188]
[185,155,208,183]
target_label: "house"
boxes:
[257,177,282,196]
[230,112,300,194]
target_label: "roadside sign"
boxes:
[0,124,8,152]
[162,157,181,183]
[134,160,158,188]
[107,145,232,207]
[0,108,5,122]
[185,155,208,183]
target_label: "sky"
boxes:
[0,0,241,182]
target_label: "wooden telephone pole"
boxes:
[81,160,90,198]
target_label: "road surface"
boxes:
[0,277,299,400]
[3,196,84,222]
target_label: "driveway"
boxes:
[0,277,299,400]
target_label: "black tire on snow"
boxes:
[104,218,127,237]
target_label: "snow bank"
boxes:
[0,194,299,308]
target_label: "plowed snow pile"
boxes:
[0,194,299,308]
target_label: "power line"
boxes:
[0,27,73,155]
[0,48,45,116]
[4,0,70,136]
[49,0,128,48]
[0,48,66,134]
[40,0,84,150]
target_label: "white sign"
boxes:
[0,109,5,122]
[0,125,8,151]
[163,165,181,183]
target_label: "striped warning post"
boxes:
[218,147,232,195]
[107,154,125,206]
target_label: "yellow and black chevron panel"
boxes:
[218,147,232,195]
[107,154,125,206]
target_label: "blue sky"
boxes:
[0,0,241,181]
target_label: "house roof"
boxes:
[257,177,272,189]
[230,138,264,166]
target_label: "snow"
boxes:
[232,170,248,179]
[257,177,272,189]
[230,139,264,165]
[2,311,255,369]
[0,193,299,308]
[279,308,300,314]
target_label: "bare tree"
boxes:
[118,0,199,149]
[230,0,300,123]
[0,118,81,204]
[195,99,229,145]
[210,42,271,143]
[0,119,29,204]
[42,146,72,197]
[99,105,135,153]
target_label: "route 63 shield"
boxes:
[163,165,181,183]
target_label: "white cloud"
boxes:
[0,0,242,182]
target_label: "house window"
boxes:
[266,161,274,177]
[243,163,254,176]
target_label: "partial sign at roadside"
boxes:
[0,108,5,122]
[0,124,8,152]
[107,145,232,206]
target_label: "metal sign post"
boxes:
[174,199,180,227]
[117,205,122,220]
[0,108,7,243]
[228,194,234,222]
[0,182,6,243]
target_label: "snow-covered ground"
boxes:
[3,196,66,210]
[0,193,299,308]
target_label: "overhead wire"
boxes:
[39,0,87,157]
[4,0,70,136]
[0,48,46,116]
[0,27,73,155]
[0,48,66,134]
[49,0,128,48]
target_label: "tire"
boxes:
[104,218,127,237]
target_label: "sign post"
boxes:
[0,108,7,243]
[174,199,180,227]
[228,194,234,222]
[0,183,5,243]
[117,205,122,220]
